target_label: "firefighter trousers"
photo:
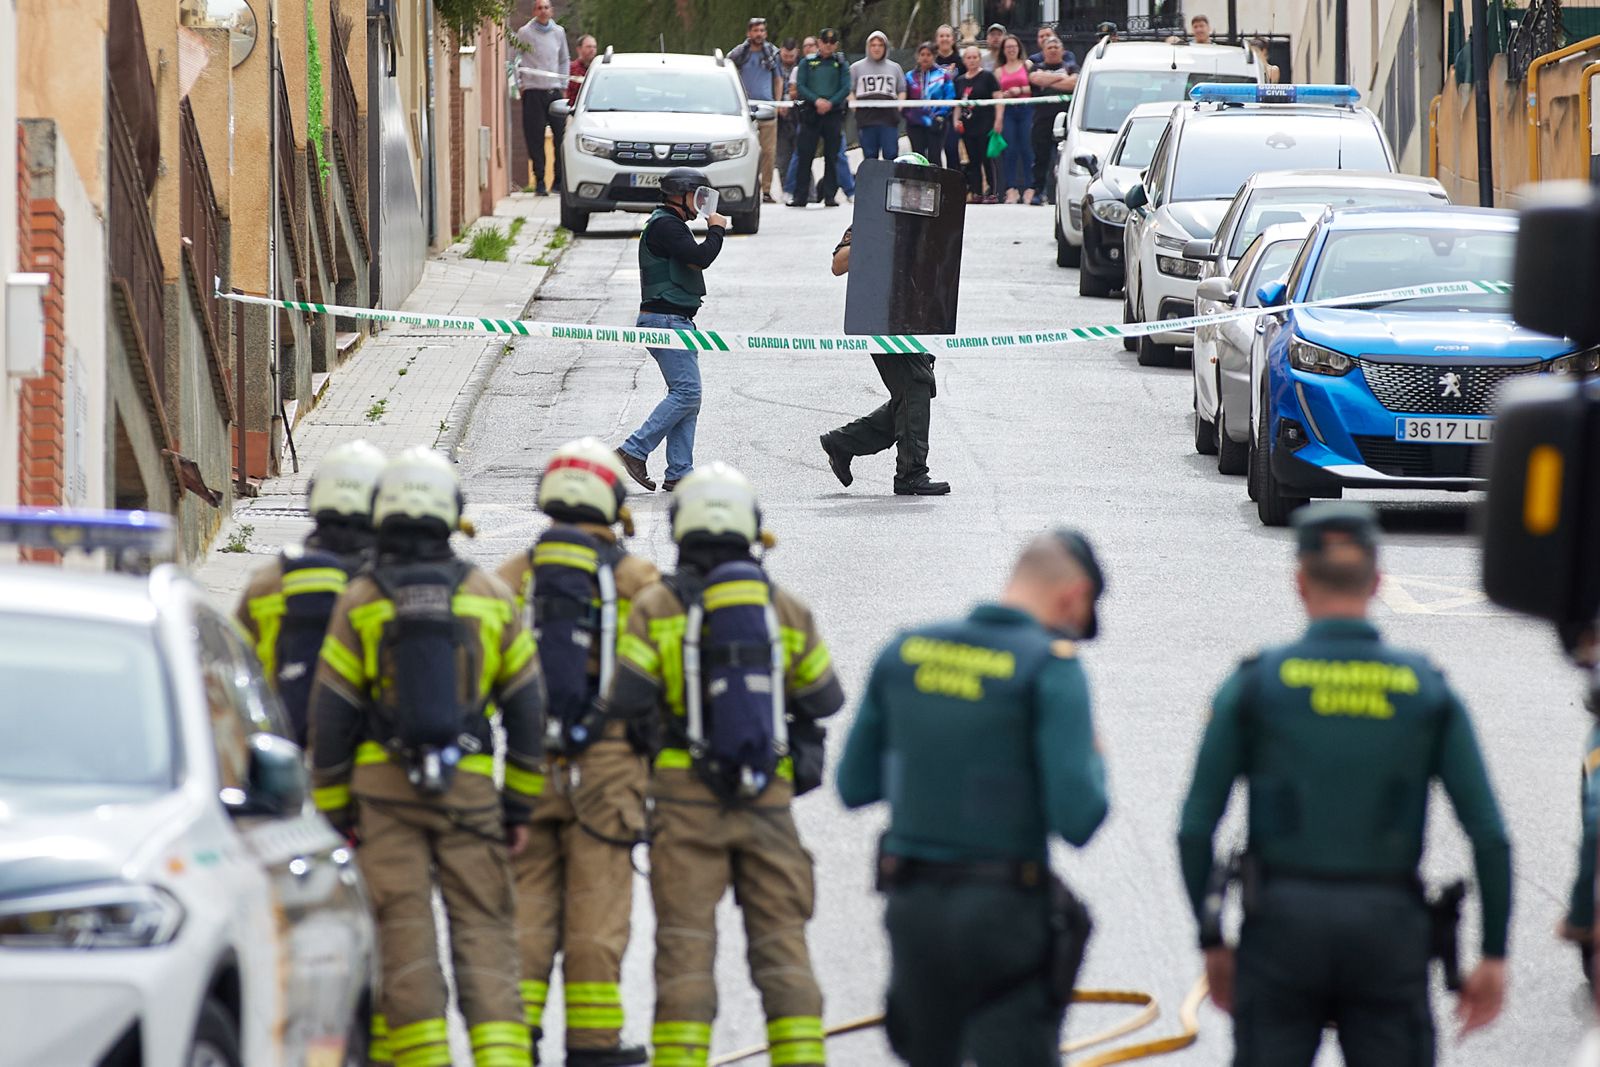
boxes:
[355,763,531,1067]
[514,736,649,1050]
[648,770,825,1067]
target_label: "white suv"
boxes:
[553,51,772,235]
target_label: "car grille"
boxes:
[610,141,714,166]
[1353,437,1492,479]
[1352,357,1542,416]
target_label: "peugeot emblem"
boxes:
[1439,371,1463,399]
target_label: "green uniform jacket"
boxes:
[1177,617,1512,957]
[796,53,851,108]
[837,603,1108,863]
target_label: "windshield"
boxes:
[1171,117,1392,201]
[0,614,176,800]
[1243,240,1304,305]
[1229,185,1444,257]
[1306,227,1515,310]
[1079,71,1255,133]
[1113,116,1169,169]
[583,69,743,115]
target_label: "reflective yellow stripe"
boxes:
[349,599,395,684]
[312,784,351,811]
[246,593,286,679]
[769,1040,825,1065]
[565,1005,625,1029]
[395,1047,453,1067]
[533,542,599,572]
[654,748,692,770]
[390,1018,450,1051]
[565,981,622,1004]
[703,579,769,611]
[652,1021,712,1045]
[651,1051,708,1067]
[370,1014,394,1064]
[460,753,496,778]
[619,632,660,674]
[519,979,549,1004]
[505,763,545,796]
[502,630,536,679]
[455,593,512,698]
[779,626,807,666]
[523,1003,544,1027]
[650,615,688,717]
[282,567,348,596]
[793,641,832,687]
[320,634,365,687]
[768,1017,825,1041]
[356,741,390,765]
[470,1021,530,1048]
[475,1050,533,1067]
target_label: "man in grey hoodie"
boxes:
[850,31,906,160]
[515,0,570,196]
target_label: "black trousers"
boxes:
[1234,879,1435,1067]
[792,109,844,204]
[521,88,565,190]
[826,352,935,486]
[907,122,945,161]
[961,126,997,199]
[884,881,1060,1067]
[1031,116,1058,197]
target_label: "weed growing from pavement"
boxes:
[397,366,408,376]
[550,227,571,249]
[465,224,512,262]
[220,524,254,553]
[438,421,450,433]
[508,217,526,242]
[365,398,388,421]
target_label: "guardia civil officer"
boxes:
[308,447,546,1067]
[496,439,657,1066]
[615,168,729,496]
[1177,502,1510,1066]
[837,530,1109,1067]
[235,439,385,745]
[607,462,846,1067]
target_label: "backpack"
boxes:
[680,560,788,801]
[529,526,620,756]
[274,547,359,746]
[369,559,480,794]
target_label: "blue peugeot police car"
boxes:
[1247,205,1596,525]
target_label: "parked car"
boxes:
[1053,37,1263,268]
[1247,206,1596,525]
[1121,83,1395,367]
[1192,221,1312,473]
[1072,101,1175,296]
[553,49,772,235]
[0,511,377,1067]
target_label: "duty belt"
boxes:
[1257,862,1423,893]
[876,852,1047,892]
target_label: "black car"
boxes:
[1073,103,1173,297]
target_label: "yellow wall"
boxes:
[16,0,108,208]
[137,0,182,284]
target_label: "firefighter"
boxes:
[307,446,546,1067]
[496,439,658,1066]
[235,439,385,745]
[607,462,847,1067]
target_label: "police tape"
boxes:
[771,94,1072,108]
[220,280,1511,358]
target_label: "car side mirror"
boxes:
[224,733,309,817]
[1052,112,1069,139]
[1123,183,1147,210]
[1073,152,1099,176]
[549,98,572,118]
[1196,276,1237,304]
[750,102,776,121]
[1182,238,1215,261]
[1256,280,1288,307]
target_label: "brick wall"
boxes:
[15,124,26,269]
[450,42,464,237]
[18,196,65,512]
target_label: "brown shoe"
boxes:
[662,479,679,493]
[615,448,655,492]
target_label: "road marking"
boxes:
[1378,575,1507,616]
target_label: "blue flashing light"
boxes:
[0,508,176,558]
[1189,83,1362,106]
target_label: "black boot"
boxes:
[565,1044,650,1066]
[894,476,951,495]
[614,447,656,492]
[819,434,854,487]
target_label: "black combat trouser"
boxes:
[884,881,1060,1067]
[521,88,565,191]
[1233,878,1434,1067]
[826,352,935,487]
[793,108,844,204]
[1031,114,1059,199]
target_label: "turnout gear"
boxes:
[236,441,384,744]
[609,518,845,1067]
[309,457,545,1067]
[498,448,659,1063]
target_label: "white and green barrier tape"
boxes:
[221,280,1511,357]
[771,94,1073,109]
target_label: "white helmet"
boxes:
[537,437,627,525]
[372,447,463,531]
[306,440,386,521]
[670,462,761,545]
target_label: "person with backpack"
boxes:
[236,439,386,746]
[308,447,547,1067]
[495,439,658,1067]
[607,462,846,1067]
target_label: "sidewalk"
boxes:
[197,192,567,605]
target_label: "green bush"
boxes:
[572,0,944,56]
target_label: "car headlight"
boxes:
[0,884,185,949]
[1154,233,1189,253]
[1156,254,1202,279]
[1090,199,1128,225]
[577,134,614,157]
[710,139,748,160]
[1288,337,1352,376]
[1548,349,1600,375]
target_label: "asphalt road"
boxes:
[451,192,1589,1066]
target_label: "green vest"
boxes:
[639,208,707,311]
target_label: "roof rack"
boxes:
[602,45,614,64]
[0,508,177,573]
[714,48,725,66]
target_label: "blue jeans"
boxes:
[858,124,900,160]
[622,312,701,481]
[1001,108,1035,193]
[786,145,856,198]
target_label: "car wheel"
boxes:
[559,198,589,235]
[1121,289,1137,351]
[733,198,761,234]
[1193,381,1218,455]
[189,998,242,1067]
[1217,385,1249,476]
[1056,228,1080,268]
[1135,293,1175,367]
[1253,384,1310,527]
[1079,268,1113,298]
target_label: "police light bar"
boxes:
[0,508,176,559]
[1189,83,1362,106]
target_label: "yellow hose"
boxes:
[1070,976,1209,1067]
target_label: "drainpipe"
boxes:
[268,16,281,468]
[1470,0,1493,206]
[424,0,437,247]
[1582,61,1600,182]
[1428,93,1441,178]
[1527,36,1600,184]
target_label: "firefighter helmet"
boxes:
[537,437,628,525]
[670,462,762,545]
[306,440,386,522]
[372,447,464,532]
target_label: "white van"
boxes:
[1053,39,1264,266]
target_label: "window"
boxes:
[1228,184,1445,257]
[1078,70,1256,133]
[583,69,743,116]
[1170,115,1393,201]
[1305,227,1514,310]
[195,609,290,790]
[1242,240,1305,305]
[1112,115,1169,169]
[1141,127,1172,206]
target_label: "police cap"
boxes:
[1291,501,1380,555]
[818,28,839,43]
[1051,528,1106,639]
